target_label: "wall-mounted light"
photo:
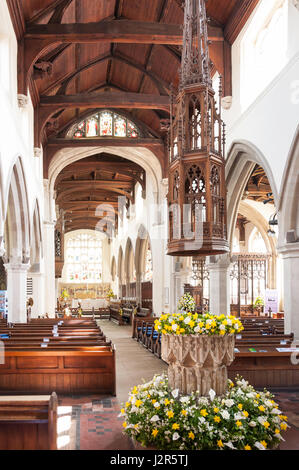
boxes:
[269,213,278,226]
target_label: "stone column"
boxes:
[207,254,231,316]
[136,273,142,305]
[43,221,56,317]
[279,243,299,339]
[30,272,45,318]
[4,258,29,323]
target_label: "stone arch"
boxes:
[124,237,135,283]
[30,199,43,269]
[0,156,5,240]
[238,200,277,289]
[117,246,124,283]
[4,156,31,262]
[111,256,116,282]
[135,225,152,276]
[47,146,164,221]
[277,125,299,246]
[226,140,278,251]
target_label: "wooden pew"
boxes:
[0,347,116,395]
[0,319,116,395]
[0,392,57,450]
[109,301,124,325]
[229,347,299,388]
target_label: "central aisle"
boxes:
[97,319,167,403]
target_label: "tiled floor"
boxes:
[56,321,299,450]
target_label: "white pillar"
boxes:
[279,243,299,339]
[207,254,231,316]
[43,221,56,317]
[5,259,29,323]
[30,272,45,318]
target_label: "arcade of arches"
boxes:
[0,0,299,451]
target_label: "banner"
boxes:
[264,289,279,314]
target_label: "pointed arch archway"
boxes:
[277,125,299,337]
[135,225,153,308]
[117,246,124,298]
[226,140,278,251]
[3,156,31,323]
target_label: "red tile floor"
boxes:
[56,390,299,450]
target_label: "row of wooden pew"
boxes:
[132,317,161,357]
[0,318,116,396]
[109,300,151,326]
[0,318,117,449]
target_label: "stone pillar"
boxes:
[30,272,45,318]
[207,254,231,316]
[43,221,56,317]
[4,259,29,323]
[136,273,142,305]
[279,243,299,339]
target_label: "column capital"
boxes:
[207,253,231,270]
[4,259,30,273]
[277,242,299,258]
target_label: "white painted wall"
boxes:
[0,2,45,319]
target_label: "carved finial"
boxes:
[17,94,28,109]
[180,0,212,89]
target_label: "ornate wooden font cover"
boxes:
[167,0,229,256]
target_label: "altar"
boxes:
[71,299,108,310]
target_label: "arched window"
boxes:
[70,111,140,139]
[65,232,102,283]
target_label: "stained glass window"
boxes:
[114,115,126,137]
[65,233,102,283]
[71,111,140,139]
[86,117,98,137]
[100,112,113,136]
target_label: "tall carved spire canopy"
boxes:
[167,0,229,257]
[180,0,212,89]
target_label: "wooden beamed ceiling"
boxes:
[8,0,259,152]
[55,153,145,233]
[7,0,259,233]
[243,165,274,204]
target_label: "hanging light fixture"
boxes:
[167,0,229,256]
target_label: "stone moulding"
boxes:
[161,334,235,396]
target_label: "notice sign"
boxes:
[265,289,279,314]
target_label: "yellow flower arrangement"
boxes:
[154,312,243,336]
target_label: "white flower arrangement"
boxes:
[120,374,289,450]
[177,293,196,313]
